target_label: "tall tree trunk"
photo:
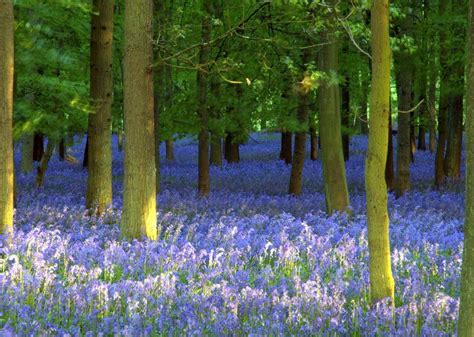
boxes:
[83,135,89,168]
[318,3,350,214]
[165,139,175,161]
[33,133,44,162]
[21,134,34,173]
[197,0,211,196]
[366,0,395,303]
[289,48,310,196]
[434,0,451,188]
[458,1,474,334]
[121,0,157,240]
[210,134,222,166]
[341,76,350,161]
[58,139,66,161]
[36,140,55,188]
[427,68,437,153]
[225,134,240,163]
[279,131,292,164]
[86,0,114,215]
[310,125,318,161]
[394,60,413,197]
[385,113,395,191]
[0,0,14,237]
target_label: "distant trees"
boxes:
[121,0,157,240]
[366,0,395,303]
[0,0,14,237]
[86,0,114,215]
[458,0,474,334]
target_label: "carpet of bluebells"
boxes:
[0,133,465,336]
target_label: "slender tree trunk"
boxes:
[58,139,66,161]
[428,71,437,153]
[395,60,413,197]
[86,0,114,214]
[366,0,395,303]
[434,0,451,188]
[279,131,292,164]
[197,0,211,196]
[386,113,395,191]
[289,48,310,196]
[121,0,157,240]
[458,1,474,334]
[341,76,350,161]
[21,134,34,173]
[360,78,369,134]
[0,0,14,237]
[83,135,89,168]
[165,139,175,161]
[118,129,123,152]
[445,96,464,179]
[36,140,55,188]
[210,134,222,166]
[225,134,240,163]
[33,133,44,162]
[310,125,318,161]
[318,5,350,214]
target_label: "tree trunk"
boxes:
[33,133,44,162]
[366,0,395,304]
[458,1,474,334]
[58,139,66,161]
[21,134,34,173]
[225,134,240,163]
[165,139,175,161]
[385,114,395,191]
[318,4,350,214]
[210,134,222,166]
[86,0,114,215]
[289,48,310,196]
[0,0,14,237]
[341,76,350,161]
[394,58,413,197]
[428,69,437,153]
[83,135,89,168]
[360,78,369,134]
[279,131,292,164]
[118,129,123,152]
[196,0,211,196]
[310,126,318,161]
[434,0,451,188]
[121,0,157,240]
[36,140,55,188]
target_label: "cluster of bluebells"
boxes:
[0,134,464,335]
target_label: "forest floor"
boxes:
[0,134,463,335]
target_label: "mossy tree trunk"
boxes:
[86,0,114,215]
[318,2,350,214]
[366,0,395,303]
[458,0,474,334]
[0,0,14,237]
[121,0,157,240]
[196,0,211,196]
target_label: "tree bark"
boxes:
[385,113,395,191]
[210,134,222,166]
[310,125,318,161]
[196,0,211,196]
[458,1,474,334]
[165,139,175,161]
[289,48,310,196]
[366,0,395,304]
[58,139,66,161]
[318,4,350,214]
[225,134,240,163]
[21,134,34,173]
[279,131,292,164]
[0,0,14,237]
[121,0,157,240]
[341,76,350,161]
[86,0,114,215]
[33,133,44,162]
[36,140,55,188]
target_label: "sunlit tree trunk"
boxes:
[458,1,474,334]
[86,0,114,215]
[121,0,157,240]
[318,3,350,214]
[366,0,395,303]
[196,0,211,196]
[0,0,14,237]
[385,113,395,191]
